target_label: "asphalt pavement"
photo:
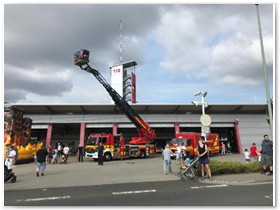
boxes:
[4,153,273,191]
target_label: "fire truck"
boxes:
[169,132,220,159]
[84,133,155,161]
[74,49,156,160]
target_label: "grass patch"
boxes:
[194,160,262,175]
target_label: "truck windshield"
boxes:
[171,139,186,146]
[86,137,99,146]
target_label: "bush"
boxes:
[194,160,262,175]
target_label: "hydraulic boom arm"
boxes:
[74,49,156,144]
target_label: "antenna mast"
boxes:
[119,20,123,64]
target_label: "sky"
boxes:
[3,2,276,105]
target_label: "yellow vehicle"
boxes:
[4,105,42,162]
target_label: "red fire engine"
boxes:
[84,133,155,161]
[74,49,156,160]
[169,132,220,159]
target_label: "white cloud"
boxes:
[152,5,273,88]
[4,4,274,104]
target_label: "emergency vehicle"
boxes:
[74,49,156,160]
[169,132,220,158]
[85,133,154,161]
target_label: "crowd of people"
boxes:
[220,141,232,155]
[33,142,85,177]
[243,134,273,175]
[5,133,273,181]
[162,134,273,181]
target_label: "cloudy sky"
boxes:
[3,3,275,105]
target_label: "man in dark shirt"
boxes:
[35,145,49,177]
[97,142,104,166]
[78,144,84,162]
[261,134,273,175]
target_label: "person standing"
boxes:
[175,151,179,165]
[221,142,226,155]
[51,148,58,164]
[63,144,70,163]
[249,143,258,162]
[57,143,62,157]
[12,144,18,166]
[47,145,53,164]
[78,144,84,162]
[97,142,104,166]
[35,145,49,177]
[197,138,212,181]
[244,149,250,164]
[5,144,11,157]
[162,144,172,175]
[177,143,185,164]
[260,134,273,175]
[5,145,16,171]
[227,142,232,154]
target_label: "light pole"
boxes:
[192,91,211,138]
[255,4,273,134]
[192,91,208,115]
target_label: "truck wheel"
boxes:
[104,152,112,161]
[140,150,146,158]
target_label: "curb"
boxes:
[176,172,273,186]
[199,179,273,185]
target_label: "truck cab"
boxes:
[169,132,220,159]
[85,133,125,161]
[169,133,198,158]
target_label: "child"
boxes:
[256,149,262,162]
[221,142,226,155]
[175,151,179,165]
[180,157,191,170]
[244,149,250,164]
[51,149,58,164]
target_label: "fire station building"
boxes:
[12,103,271,154]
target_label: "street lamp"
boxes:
[255,4,273,134]
[192,91,208,115]
[192,91,211,138]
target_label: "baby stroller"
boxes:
[180,157,200,181]
[4,164,16,183]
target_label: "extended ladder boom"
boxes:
[74,49,156,144]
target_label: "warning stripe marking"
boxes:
[191,184,228,189]
[17,195,70,202]
[112,189,156,195]
[264,195,273,200]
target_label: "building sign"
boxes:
[110,65,124,101]
[131,72,136,103]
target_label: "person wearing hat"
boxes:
[162,144,172,175]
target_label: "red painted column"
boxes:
[174,122,180,136]
[113,122,118,135]
[79,122,86,147]
[46,123,52,146]
[234,121,242,154]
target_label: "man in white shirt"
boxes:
[162,144,173,175]
[5,146,16,170]
[177,143,186,164]
[63,144,70,162]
